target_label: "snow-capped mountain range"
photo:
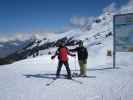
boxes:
[0,0,133,65]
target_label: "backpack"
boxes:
[58,47,68,62]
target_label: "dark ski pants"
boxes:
[56,60,71,78]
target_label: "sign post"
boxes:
[113,13,133,68]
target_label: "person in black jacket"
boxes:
[70,40,88,77]
[51,41,75,79]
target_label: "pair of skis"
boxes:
[45,73,92,86]
[46,77,83,86]
[45,72,96,86]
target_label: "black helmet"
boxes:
[58,41,65,47]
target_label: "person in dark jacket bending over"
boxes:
[70,40,88,77]
[51,41,75,79]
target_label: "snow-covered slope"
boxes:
[0,49,133,100]
[0,21,132,100]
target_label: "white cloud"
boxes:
[69,16,95,29]
[0,32,56,42]
[69,3,118,29]
[119,0,133,13]
[0,33,33,42]
[69,0,133,29]
[103,2,117,14]
[70,16,87,26]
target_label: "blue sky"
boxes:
[0,0,128,35]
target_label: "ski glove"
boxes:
[51,56,55,59]
[72,54,76,57]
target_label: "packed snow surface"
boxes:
[0,51,133,100]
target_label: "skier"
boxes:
[51,41,75,79]
[70,40,88,77]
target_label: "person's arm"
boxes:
[67,48,76,57]
[69,47,78,52]
[85,48,88,59]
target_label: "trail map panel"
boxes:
[114,13,133,52]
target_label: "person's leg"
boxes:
[82,64,87,76]
[82,59,87,76]
[64,61,72,79]
[56,61,63,78]
[36,51,39,56]
[79,60,84,75]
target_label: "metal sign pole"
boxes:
[113,15,116,69]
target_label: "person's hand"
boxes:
[73,54,76,56]
[51,56,55,59]
[72,54,76,57]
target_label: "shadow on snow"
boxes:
[23,66,120,79]
[23,73,96,79]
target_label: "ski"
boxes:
[46,78,57,86]
[72,74,96,78]
[70,79,83,84]
[45,77,83,86]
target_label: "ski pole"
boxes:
[74,56,76,72]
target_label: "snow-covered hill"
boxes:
[0,48,133,100]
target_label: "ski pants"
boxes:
[78,60,87,75]
[56,60,71,78]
